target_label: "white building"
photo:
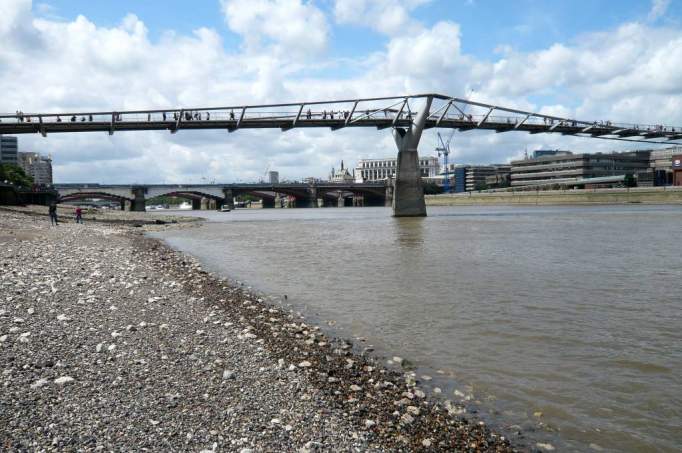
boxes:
[18,152,53,185]
[354,156,439,182]
[329,160,354,182]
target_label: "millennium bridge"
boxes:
[4,94,681,216]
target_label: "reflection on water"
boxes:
[154,205,682,452]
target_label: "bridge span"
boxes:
[54,182,390,211]
[6,93,682,216]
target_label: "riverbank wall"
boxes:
[426,187,682,206]
[0,209,517,452]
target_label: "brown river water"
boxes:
[153,205,682,452]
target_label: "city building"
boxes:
[648,146,682,186]
[354,156,439,182]
[438,164,510,192]
[510,151,652,188]
[18,152,53,185]
[532,149,573,159]
[465,165,511,191]
[673,155,682,186]
[268,171,279,184]
[0,136,18,165]
[329,161,354,182]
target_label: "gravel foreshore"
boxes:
[0,209,518,452]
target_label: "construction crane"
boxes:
[436,129,455,193]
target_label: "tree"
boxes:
[0,164,33,188]
[422,181,444,195]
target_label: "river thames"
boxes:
[154,205,682,452]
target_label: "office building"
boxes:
[18,152,53,185]
[510,151,652,187]
[354,156,439,182]
[0,136,18,165]
[268,171,279,184]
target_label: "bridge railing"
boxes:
[3,93,681,141]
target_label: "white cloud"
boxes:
[333,0,431,35]
[1,0,682,185]
[648,0,670,21]
[220,0,329,58]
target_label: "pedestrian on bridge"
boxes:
[48,203,58,226]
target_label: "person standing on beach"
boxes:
[48,203,58,226]
[75,207,83,224]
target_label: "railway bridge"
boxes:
[54,182,389,211]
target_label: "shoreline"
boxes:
[0,209,523,452]
[426,187,682,206]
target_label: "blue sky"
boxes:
[3,0,681,183]
[40,0,680,59]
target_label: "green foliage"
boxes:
[422,181,444,195]
[236,193,259,202]
[0,164,33,188]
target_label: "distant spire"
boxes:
[341,160,344,170]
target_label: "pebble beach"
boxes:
[0,208,518,452]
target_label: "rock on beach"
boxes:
[0,208,516,452]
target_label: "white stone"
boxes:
[298,361,312,368]
[222,370,235,380]
[407,406,420,416]
[400,413,414,425]
[350,384,362,391]
[108,344,117,352]
[284,424,293,431]
[364,419,376,428]
[30,378,49,389]
[96,343,104,353]
[54,376,74,385]
[270,418,280,424]
[0,335,7,343]
[18,332,30,343]
[392,356,403,365]
[422,439,432,447]
[536,443,555,451]
[27,308,35,315]
[56,314,69,321]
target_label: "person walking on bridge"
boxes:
[48,203,58,226]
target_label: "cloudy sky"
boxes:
[1,0,681,183]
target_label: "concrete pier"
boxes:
[392,96,432,217]
[222,189,235,210]
[131,187,146,212]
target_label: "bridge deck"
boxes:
[2,93,680,144]
[2,116,680,143]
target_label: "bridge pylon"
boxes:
[392,96,432,217]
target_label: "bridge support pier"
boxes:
[131,187,147,212]
[296,188,318,208]
[392,96,432,217]
[222,189,235,210]
[191,199,201,210]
